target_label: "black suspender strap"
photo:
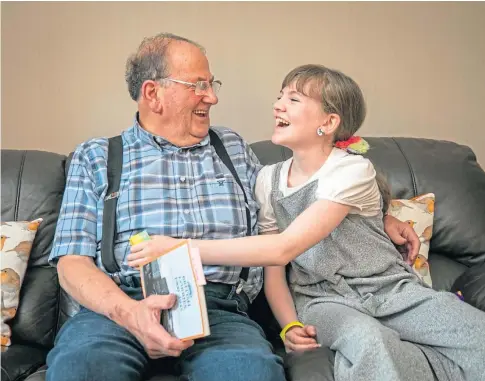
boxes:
[101,135,123,274]
[209,129,251,282]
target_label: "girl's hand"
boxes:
[284,325,321,353]
[127,235,180,268]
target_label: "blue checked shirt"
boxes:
[49,117,264,301]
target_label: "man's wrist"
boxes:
[108,297,138,328]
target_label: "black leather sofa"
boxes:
[2,136,485,381]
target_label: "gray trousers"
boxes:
[300,281,485,381]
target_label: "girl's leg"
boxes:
[378,282,485,381]
[303,302,435,381]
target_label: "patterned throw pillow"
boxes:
[1,218,43,347]
[388,193,435,287]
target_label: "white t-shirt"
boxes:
[255,148,382,233]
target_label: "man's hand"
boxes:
[127,235,180,268]
[122,294,194,358]
[284,325,321,353]
[383,214,420,265]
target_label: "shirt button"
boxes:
[180,176,186,182]
[184,209,190,215]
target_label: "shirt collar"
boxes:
[132,113,210,150]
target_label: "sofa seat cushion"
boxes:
[1,344,47,381]
[451,261,485,312]
[428,252,468,292]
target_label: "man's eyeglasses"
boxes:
[161,78,222,96]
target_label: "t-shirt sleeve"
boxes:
[316,155,381,216]
[255,165,279,233]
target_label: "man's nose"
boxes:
[203,87,218,105]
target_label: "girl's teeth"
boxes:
[277,117,290,126]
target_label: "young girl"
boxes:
[128,64,485,381]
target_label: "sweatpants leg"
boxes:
[303,302,435,381]
[377,282,485,381]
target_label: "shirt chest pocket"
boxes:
[193,174,248,233]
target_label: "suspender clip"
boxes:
[236,280,245,295]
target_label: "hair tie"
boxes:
[334,136,369,154]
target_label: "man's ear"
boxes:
[140,80,163,113]
[321,113,341,135]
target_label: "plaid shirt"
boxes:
[49,117,263,301]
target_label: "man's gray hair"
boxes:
[125,33,206,101]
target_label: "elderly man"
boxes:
[45,33,419,381]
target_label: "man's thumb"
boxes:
[146,294,177,310]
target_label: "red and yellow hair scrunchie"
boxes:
[334,136,369,154]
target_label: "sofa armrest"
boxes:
[1,344,47,381]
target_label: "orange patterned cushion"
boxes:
[1,218,42,347]
[388,193,435,287]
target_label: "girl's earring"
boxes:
[317,128,325,136]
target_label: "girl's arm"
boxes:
[128,199,351,268]
[193,199,350,266]
[264,265,298,327]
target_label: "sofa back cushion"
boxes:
[1,150,67,348]
[250,137,485,266]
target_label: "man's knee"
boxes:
[46,312,148,381]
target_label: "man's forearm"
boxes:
[57,256,137,328]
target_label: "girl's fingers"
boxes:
[304,325,317,337]
[287,329,318,345]
[290,334,318,345]
[285,341,321,353]
[291,343,321,352]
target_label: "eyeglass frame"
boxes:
[160,77,222,96]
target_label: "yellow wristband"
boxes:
[280,321,304,342]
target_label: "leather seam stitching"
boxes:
[1,366,12,381]
[391,138,418,197]
[14,151,27,220]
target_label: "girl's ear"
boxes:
[321,113,341,135]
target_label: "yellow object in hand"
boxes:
[129,230,151,246]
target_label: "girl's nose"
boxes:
[273,98,285,111]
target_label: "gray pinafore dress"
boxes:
[269,161,422,317]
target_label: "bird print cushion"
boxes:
[1,218,43,347]
[388,193,435,287]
